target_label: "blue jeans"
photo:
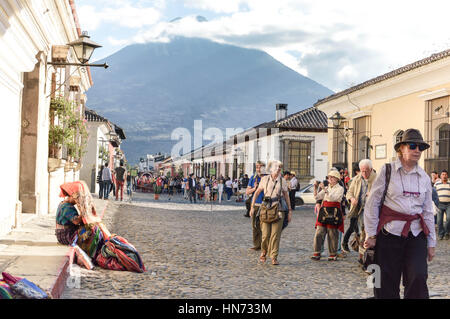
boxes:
[226,187,232,200]
[437,202,450,237]
[102,180,111,199]
[98,182,104,199]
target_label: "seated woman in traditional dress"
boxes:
[55,181,146,273]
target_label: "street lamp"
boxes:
[328,111,352,172]
[330,111,344,128]
[49,32,108,69]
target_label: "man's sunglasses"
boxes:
[408,143,427,151]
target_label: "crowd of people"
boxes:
[85,128,442,299]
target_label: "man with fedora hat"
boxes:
[364,128,436,299]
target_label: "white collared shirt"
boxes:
[364,159,436,247]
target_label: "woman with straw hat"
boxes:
[311,170,345,261]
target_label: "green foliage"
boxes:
[49,97,89,159]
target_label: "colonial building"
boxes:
[315,49,450,175]
[0,0,93,235]
[80,109,126,194]
[173,104,329,185]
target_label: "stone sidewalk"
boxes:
[0,198,108,298]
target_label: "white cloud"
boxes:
[77,0,450,92]
[78,2,162,31]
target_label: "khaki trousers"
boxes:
[313,226,339,256]
[251,205,262,248]
[261,211,284,260]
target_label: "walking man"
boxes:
[343,159,377,266]
[188,174,197,203]
[102,163,112,200]
[289,171,298,210]
[115,161,126,201]
[435,170,450,240]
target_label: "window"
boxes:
[358,136,370,161]
[353,116,371,162]
[439,124,450,158]
[288,141,311,177]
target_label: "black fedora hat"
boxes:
[394,128,430,151]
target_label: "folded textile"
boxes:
[0,280,13,299]
[1,273,49,299]
[95,235,145,273]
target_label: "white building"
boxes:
[173,104,329,186]
[0,0,92,235]
[80,109,126,195]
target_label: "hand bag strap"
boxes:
[379,163,392,215]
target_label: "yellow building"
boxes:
[315,49,450,175]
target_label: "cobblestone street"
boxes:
[62,192,450,299]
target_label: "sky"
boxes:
[75,0,450,92]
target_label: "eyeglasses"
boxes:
[408,143,427,151]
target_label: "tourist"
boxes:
[97,165,104,199]
[101,163,112,200]
[246,161,266,247]
[364,128,436,299]
[435,170,450,240]
[289,171,298,210]
[311,170,345,261]
[225,177,233,201]
[188,174,197,203]
[204,180,211,203]
[115,161,126,201]
[250,160,291,265]
[343,159,377,267]
[218,178,224,203]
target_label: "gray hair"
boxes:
[359,159,373,170]
[267,160,283,174]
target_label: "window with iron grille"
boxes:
[353,116,371,162]
[288,141,311,177]
[424,96,450,173]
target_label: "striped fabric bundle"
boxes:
[0,280,13,299]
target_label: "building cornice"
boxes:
[316,57,450,116]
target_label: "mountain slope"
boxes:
[87,37,333,163]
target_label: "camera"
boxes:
[323,180,329,187]
[262,196,273,207]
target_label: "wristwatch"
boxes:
[368,235,376,239]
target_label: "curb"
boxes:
[50,247,74,299]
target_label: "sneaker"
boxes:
[438,236,444,240]
[445,234,450,240]
[328,255,337,261]
[342,243,350,253]
[310,254,321,261]
[337,252,347,258]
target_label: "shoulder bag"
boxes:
[259,177,282,224]
[317,187,343,226]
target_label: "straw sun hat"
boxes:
[327,170,341,180]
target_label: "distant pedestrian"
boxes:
[218,178,224,203]
[289,171,298,210]
[435,170,450,240]
[101,163,112,200]
[188,174,197,203]
[97,165,104,199]
[115,161,126,201]
[225,178,233,201]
